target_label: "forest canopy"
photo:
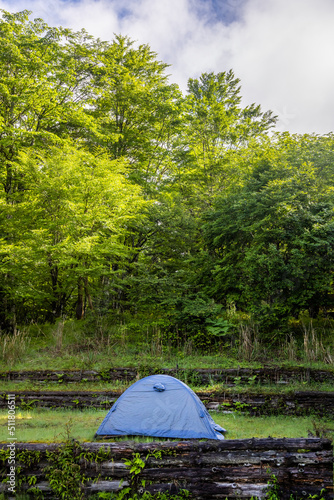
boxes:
[1,10,334,346]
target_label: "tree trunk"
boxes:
[76,277,84,319]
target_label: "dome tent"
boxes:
[95,374,226,440]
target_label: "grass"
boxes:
[0,372,334,394]
[1,317,334,372]
[1,345,334,373]
[1,379,334,394]
[0,347,262,372]
[0,408,333,443]
[0,380,129,393]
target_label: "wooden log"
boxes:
[2,436,331,454]
[2,389,334,417]
[1,436,331,453]
[0,439,332,499]
[1,366,334,386]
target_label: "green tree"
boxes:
[203,134,334,331]
[90,35,184,192]
[0,145,145,325]
[175,71,277,211]
[0,10,100,200]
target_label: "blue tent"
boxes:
[96,374,226,440]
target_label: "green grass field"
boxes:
[1,408,333,443]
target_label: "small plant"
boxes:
[308,420,334,441]
[56,373,64,384]
[234,401,250,415]
[265,473,280,500]
[285,334,298,362]
[53,320,65,354]
[17,450,41,467]
[45,441,87,500]
[238,322,259,361]
[122,452,147,498]
[118,450,189,499]
[248,375,257,386]
[99,370,112,382]
[302,321,333,364]
[206,318,232,337]
[19,399,39,411]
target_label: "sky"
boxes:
[1,0,334,135]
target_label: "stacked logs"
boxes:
[0,438,332,499]
[2,389,334,417]
[1,366,334,385]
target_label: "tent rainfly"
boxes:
[95,374,226,440]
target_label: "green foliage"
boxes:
[0,144,145,324]
[206,317,233,337]
[265,474,280,500]
[119,452,190,500]
[0,9,333,351]
[16,449,41,467]
[203,134,334,334]
[91,34,183,188]
[178,71,276,212]
[123,453,146,476]
[0,448,10,463]
[45,444,85,499]
[19,399,39,410]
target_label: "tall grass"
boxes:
[0,329,30,366]
[302,321,333,364]
[284,335,298,362]
[238,322,260,361]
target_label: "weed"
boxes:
[265,474,280,500]
[284,334,298,362]
[0,329,30,366]
[302,321,333,364]
[19,399,39,411]
[122,452,147,497]
[45,441,87,500]
[53,320,65,355]
[308,419,334,441]
[99,369,112,382]
[17,449,41,466]
[248,375,257,386]
[238,322,259,361]
[234,401,250,415]
[118,451,190,500]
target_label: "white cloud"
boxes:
[1,0,334,134]
[227,0,334,134]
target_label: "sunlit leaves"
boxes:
[90,35,183,190]
[0,144,146,320]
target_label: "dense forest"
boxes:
[1,10,334,350]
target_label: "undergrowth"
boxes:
[1,316,334,371]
